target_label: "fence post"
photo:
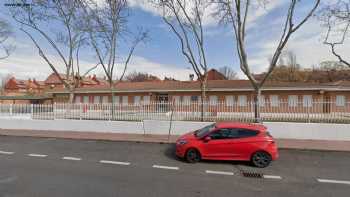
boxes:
[9,104,13,116]
[30,104,33,119]
[53,103,56,120]
[79,103,82,120]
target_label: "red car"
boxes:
[175,122,278,168]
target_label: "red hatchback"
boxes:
[175,122,278,168]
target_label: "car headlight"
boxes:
[177,139,188,145]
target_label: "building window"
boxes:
[225,95,235,106]
[113,96,120,104]
[191,95,199,102]
[209,95,218,105]
[93,96,101,104]
[102,96,109,103]
[122,96,128,106]
[83,96,89,104]
[134,96,141,104]
[172,96,181,104]
[143,96,150,104]
[74,96,81,103]
[238,95,247,107]
[336,95,346,107]
[259,95,265,107]
[270,95,279,107]
[303,95,312,107]
[183,96,191,105]
[288,95,298,107]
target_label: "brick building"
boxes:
[2,70,350,114]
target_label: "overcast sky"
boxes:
[0,0,349,81]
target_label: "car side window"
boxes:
[209,128,239,140]
[237,129,259,138]
[210,128,259,140]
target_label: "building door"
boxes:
[157,94,169,112]
[323,95,331,113]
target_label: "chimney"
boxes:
[189,74,194,81]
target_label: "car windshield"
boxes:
[195,123,216,138]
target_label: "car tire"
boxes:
[185,148,201,163]
[251,151,272,168]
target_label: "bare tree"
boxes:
[219,66,238,79]
[125,71,161,82]
[278,50,300,81]
[151,0,210,121]
[0,19,14,59]
[9,0,96,103]
[320,0,350,67]
[215,0,320,122]
[79,0,147,109]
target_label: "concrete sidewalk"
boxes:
[1,129,350,152]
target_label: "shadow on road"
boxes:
[162,144,252,167]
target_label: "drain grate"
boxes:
[241,171,263,178]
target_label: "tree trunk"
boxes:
[200,81,206,122]
[254,88,262,123]
[110,85,115,121]
[68,91,75,103]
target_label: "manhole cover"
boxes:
[241,171,263,178]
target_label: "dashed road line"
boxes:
[62,156,82,161]
[317,179,350,185]
[0,151,14,155]
[28,154,47,158]
[205,170,234,176]
[152,165,179,170]
[263,175,282,180]
[100,160,130,166]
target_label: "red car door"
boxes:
[226,128,261,160]
[200,128,238,160]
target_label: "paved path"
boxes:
[1,129,350,151]
[0,136,350,196]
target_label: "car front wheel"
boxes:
[185,148,201,163]
[251,151,272,168]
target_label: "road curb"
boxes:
[1,129,350,152]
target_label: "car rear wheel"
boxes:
[185,148,201,163]
[251,151,272,168]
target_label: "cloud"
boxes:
[0,37,194,81]
[127,0,219,26]
[117,56,194,80]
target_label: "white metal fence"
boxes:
[0,101,350,123]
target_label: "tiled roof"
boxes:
[47,80,350,93]
[45,73,67,84]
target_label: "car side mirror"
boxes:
[203,136,211,142]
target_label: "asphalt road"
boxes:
[0,135,350,197]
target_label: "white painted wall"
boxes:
[0,119,144,134]
[265,122,350,141]
[143,120,212,135]
[0,118,349,141]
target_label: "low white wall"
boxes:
[143,120,212,135]
[0,118,349,141]
[265,122,350,141]
[0,119,144,134]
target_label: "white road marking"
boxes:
[28,154,47,158]
[205,170,234,176]
[0,151,14,155]
[152,165,179,170]
[62,156,81,161]
[263,175,282,179]
[317,179,350,185]
[100,160,130,166]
